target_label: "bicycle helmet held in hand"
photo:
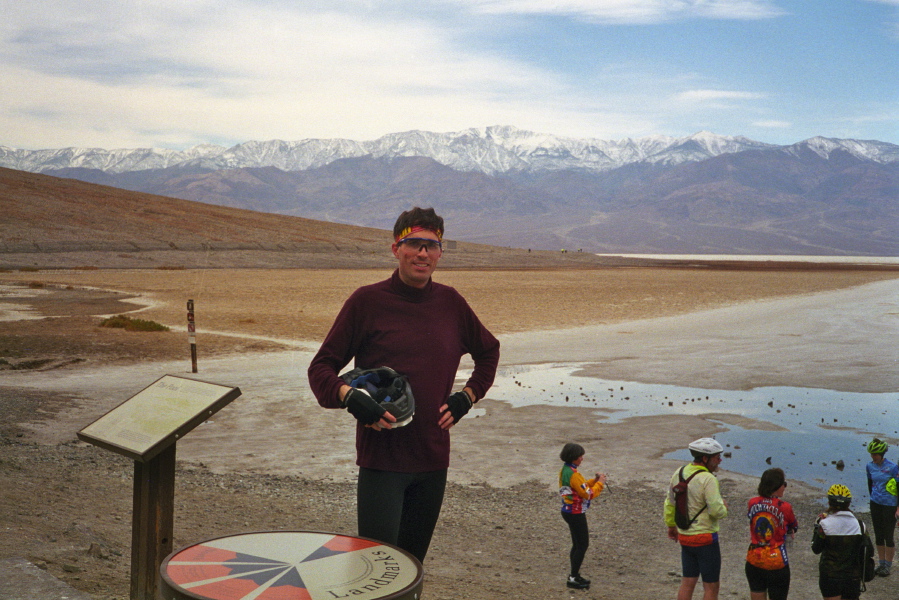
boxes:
[340,366,415,427]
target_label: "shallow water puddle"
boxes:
[489,363,899,502]
[9,348,895,503]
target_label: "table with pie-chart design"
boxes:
[159,531,423,600]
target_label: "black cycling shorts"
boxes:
[745,562,790,600]
[818,576,861,600]
[680,540,721,583]
[869,500,896,547]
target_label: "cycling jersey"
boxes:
[559,463,604,514]
[867,458,899,506]
[746,495,799,570]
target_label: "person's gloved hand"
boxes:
[445,390,473,423]
[343,388,386,425]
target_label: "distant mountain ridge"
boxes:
[3,126,898,176]
[3,127,898,256]
[1,166,615,270]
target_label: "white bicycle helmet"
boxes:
[688,437,724,456]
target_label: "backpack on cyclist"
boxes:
[672,466,707,530]
[858,519,876,586]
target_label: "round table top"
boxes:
[159,531,423,600]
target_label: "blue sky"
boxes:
[2,0,897,150]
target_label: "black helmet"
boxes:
[340,366,415,427]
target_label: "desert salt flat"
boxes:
[0,284,50,321]
[497,277,899,393]
[599,253,899,265]
[9,277,898,500]
[12,347,896,501]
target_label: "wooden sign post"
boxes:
[77,375,241,600]
[187,300,197,373]
[131,445,175,600]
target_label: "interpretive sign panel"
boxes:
[77,375,241,462]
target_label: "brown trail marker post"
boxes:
[187,300,197,373]
[77,375,241,600]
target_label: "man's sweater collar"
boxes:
[390,269,432,302]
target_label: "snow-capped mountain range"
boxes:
[3,126,898,176]
[4,126,898,256]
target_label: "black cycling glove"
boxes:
[343,388,386,425]
[445,390,473,423]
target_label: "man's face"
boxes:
[705,453,723,473]
[392,230,442,288]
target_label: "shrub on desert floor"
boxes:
[100,315,170,332]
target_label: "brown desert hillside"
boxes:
[1,166,388,248]
[0,167,614,269]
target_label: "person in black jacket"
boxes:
[811,484,874,600]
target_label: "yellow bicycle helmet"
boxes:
[868,438,888,455]
[827,483,852,506]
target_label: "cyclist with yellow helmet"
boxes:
[812,484,874,600]
[865,437,898,576]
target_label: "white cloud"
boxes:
[675,89,767,102]
[1,1,894,149]
[1,2,665,148]
[445,0,785,23]
[752,120,792,129]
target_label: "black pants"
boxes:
[561,511,590,576]
[745,562,791,600]
[357,467,447,563]
[870,501,896,547]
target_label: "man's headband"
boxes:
[395,225,443,242]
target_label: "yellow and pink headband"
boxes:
[395,225,443,242]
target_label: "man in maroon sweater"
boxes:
[307,207,500,563]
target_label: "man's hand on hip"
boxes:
[438,390,473,430]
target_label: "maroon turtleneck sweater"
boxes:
[308,269,500,472]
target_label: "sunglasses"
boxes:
[398,237,443,252]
